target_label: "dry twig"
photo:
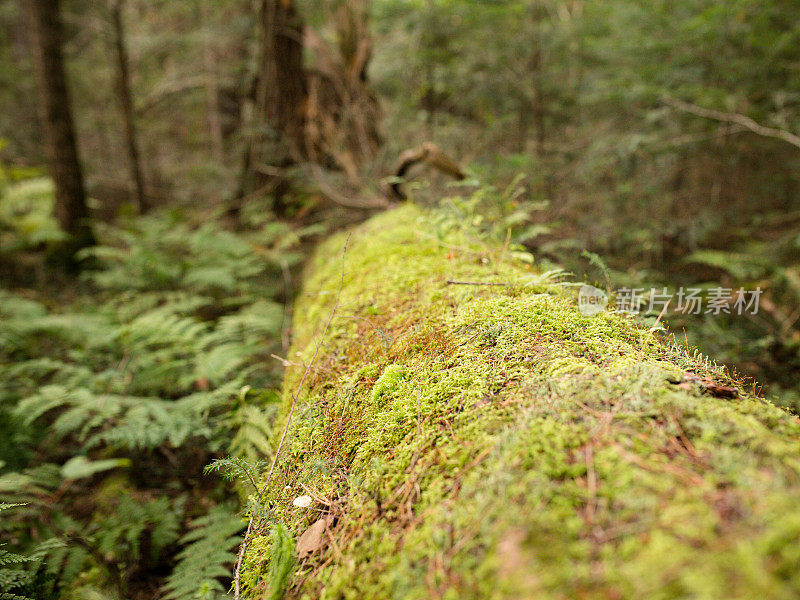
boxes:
[663,96,800,150]
[232,236,349,599]
[390,142,466,200]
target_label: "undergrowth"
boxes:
[0,181,308,599]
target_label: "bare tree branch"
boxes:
[663,96,800,151]
[309,165,388,209]
[390,142,467,200]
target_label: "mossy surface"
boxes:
[244,203,800,599]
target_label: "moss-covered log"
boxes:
[243,204,800,599]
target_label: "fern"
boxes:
[14,384,242,451]
[162,506,244,600]
[0,206,301,597]
[581,249,612,289]
[228,404,278,464]
[685,249,771,280]
[0,178,65,252]
[205,457,267,493]
[93,497,182,564]
[80,217,286,299]
[0,504,56,600]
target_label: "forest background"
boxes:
[1,1,799,598]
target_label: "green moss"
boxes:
[371,364,408,403]
[244,203,800,599]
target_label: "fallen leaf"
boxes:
[292,495,313,508]
[496,528,526,575]
[495,528,540,593]
[296,516,333,558]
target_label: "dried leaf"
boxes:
[296,516,333,559]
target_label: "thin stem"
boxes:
[233,236,349,599]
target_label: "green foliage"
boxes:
[264,525,294,600]
[685,249,772,280]
[0,209,301,598]
[82,215,281,297]
[430,175,547,257]
[205,457,267,494]
[163,506,244,600]
[0,504,56,600]
[0,178,65,253]
[0,505,33,600]
[94,496,182,563]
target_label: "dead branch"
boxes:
[232,239,348,600]
[135,75,231,115]
[389,142,467,200]
[663,96,800,151]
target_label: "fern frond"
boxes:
[685,250,771,280]
[228,404,277,464]
[162,506,243,600]
[0,505,34,600]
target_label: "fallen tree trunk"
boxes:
[242,204,800,599]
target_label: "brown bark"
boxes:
[235,0,307,215]
[201,1,224,162]
[232,0,380,213]
[110,0,148,213]
[24,0,94,251]
[255,0,307,159]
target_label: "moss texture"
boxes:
[244,203,800,599]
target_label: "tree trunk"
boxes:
[241,204,800,599]
[233,0,306,214]
[202,0,225,162]
[423,0,437,136]
[255,0,307,160]
[110,0,148,213]
[24,0,94,253]
[233,0,380,214]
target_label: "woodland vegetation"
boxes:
[1,1,799,599]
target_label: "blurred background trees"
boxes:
[1,0,800,597]
[23,0,94,255]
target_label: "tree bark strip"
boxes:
[201,1,225,162]
[255,0,307,159]
[24,0,94,252]
[110,0,148,213]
